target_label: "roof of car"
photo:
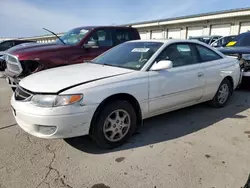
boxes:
[132,38,224,47]
[127,39,226,58]
[239,31,250,35]
[189,35,222,38]
[72,26,135,30]
[127,39,212,45]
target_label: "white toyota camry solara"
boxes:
[11,40,241,148]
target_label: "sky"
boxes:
[0,0,250,37]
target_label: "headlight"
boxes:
[54,94,83,106]
[31,94,83,107]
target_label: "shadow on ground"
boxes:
[65,87,250,154]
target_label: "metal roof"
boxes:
[123,7,250,26]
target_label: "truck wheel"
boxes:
[210,78,232,108]
[91,100,137,149]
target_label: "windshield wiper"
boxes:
[103,63,125,68]
[42,28,66,45]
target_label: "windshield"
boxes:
[56,28,90,45]
[93,42,163,70]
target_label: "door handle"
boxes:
[197,72,204,77]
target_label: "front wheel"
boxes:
[91,100,137,149]
[210,79,232,108]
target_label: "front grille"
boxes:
[15,86,33,101]
[6,54,23,75]
[245,60,250,71]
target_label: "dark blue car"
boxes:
[217,31,250,86]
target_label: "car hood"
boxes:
[218,46,250,54]
[7,42,69,56]
[19,63,134,93]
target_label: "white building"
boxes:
[0,37,16,42]
[127,7,250,40]
[9,7,250,43]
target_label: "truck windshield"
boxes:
[56,28,90,45]
[93,42,163,70]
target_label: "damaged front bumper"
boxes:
[4,69,22,88]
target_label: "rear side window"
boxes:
[87,29,113,47]
[196,45,222,62]
[114,29,134,45]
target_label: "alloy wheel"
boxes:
[103,109,131,142]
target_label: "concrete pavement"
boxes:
[0,78,250,188]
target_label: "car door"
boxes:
[148,43,206,115]
[195,44,225,99]
[74,29,114,63]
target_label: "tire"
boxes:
[210,78,233,108]
[91,100,137,149]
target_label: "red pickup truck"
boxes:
[5,26,140,90]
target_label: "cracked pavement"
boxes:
[1,78,250,188]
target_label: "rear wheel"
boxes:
[210,78,232,108]
[91,100,137,149]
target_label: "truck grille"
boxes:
[15,86,33,101]
[6,54,23,75]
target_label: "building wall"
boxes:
[0,37,15,41]
[134,15,250,40]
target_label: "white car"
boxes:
[11,40,241,148]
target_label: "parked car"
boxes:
[0,39,35,52]
[0,40,35,71]
[189,35,222,45]
[4,26,140,90]
[217,32,250,84]
[211,35,237,48]
[11,39,241,149]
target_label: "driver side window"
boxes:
[87,29,113,47]
[155,43,199,67]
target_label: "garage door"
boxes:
[151,30,163,39]
[211,24,231,36]
[240,22,250,33]
[168,29,181,39]
[187,27,203,38]
[139,32,147,40]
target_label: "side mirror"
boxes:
[84,41,99,48]
[212,42,219,47]
[150,60,173,71]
